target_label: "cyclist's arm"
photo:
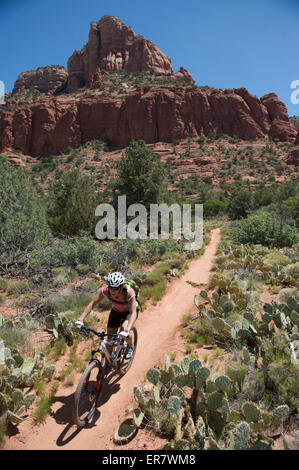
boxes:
[77,289,104,323]
[124,295,137,332]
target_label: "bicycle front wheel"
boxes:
[119,327,138,376]
[72,360,104,427]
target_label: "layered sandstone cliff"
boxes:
[13,66,68,95]
[0,86,296,157]
[0,15,296,157]
[67,15,175,92]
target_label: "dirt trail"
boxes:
[4,228,221,450]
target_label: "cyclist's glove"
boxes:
[75,320,84,329]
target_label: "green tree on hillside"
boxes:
[283,195,299,227]
[112,140,168,209]
[47,169,100,236]
[228,188,254,220]
[0,155,50,252]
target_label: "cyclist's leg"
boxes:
[107,309,126,355]
[122,305,139,347]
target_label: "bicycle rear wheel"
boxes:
[118,327,138,376]
[72,360,104,427]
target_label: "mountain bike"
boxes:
[72,325,138,427]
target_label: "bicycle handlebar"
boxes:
[79,325,129,341]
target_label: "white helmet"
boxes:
[106,271,125,288]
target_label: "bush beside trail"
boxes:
[230,213,297,248]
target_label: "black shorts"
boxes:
[107,307,139,330]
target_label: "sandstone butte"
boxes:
[0,15,297,158]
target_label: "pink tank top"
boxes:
[101,285,135,312]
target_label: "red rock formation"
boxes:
[261,93,297,141]
[1,16,296,157]
[1,86,296,157]
[171,67,195,85]
[67,16,175,92]
[13,66,68,95]
[287,128,299,166]
[87,69,108,89]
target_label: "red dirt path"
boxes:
[4,228,221,450]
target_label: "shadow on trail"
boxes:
[54,370,122,447]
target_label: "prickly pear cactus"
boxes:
[0,344,55,432]
[242,402,262,423]
[229,421,251,450]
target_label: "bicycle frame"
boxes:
[82,327,129,371]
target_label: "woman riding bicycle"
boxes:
[75,272,139,359]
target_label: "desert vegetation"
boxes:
[0,132,298,449]
[116,219,298,449]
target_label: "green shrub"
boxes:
[230,213,297,247]
[278,288,299,304]
[0,155,50,252]
[6,281,30,295]
[141,280,167,305]
[228,188,254,220]
[204,199,227,216]
[226,362,248,393]
[193,317,215,344]
[46,292,93,317]
[112,140,168,209]
[0,278,8,292]
[283,196,299,227]
[96,263,110,276]
[262,331,299,411]
[47,168,100,236]
[0,326,33,351]
[283,262,299,278]
[33,381,59,423]
[31,235,100,269]
[76,264,91,275]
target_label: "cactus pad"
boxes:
[167,396,181,414]
[242,402,262,423]
[21,358,35,376]
[215,375,232,392]
[229,421,251,450]
[133,408,144,427]
[207,391,224,411]
[146,368,161,385]
[189,359,202,376]
[113,421,138,444]
[181,357,190,374]
[272,405,290,426]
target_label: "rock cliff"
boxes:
[0,15,296,157]
[13,66,68,95]
[67,15,175,92]
[0,86,296,157]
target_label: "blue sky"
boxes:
[0,0,298,115]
